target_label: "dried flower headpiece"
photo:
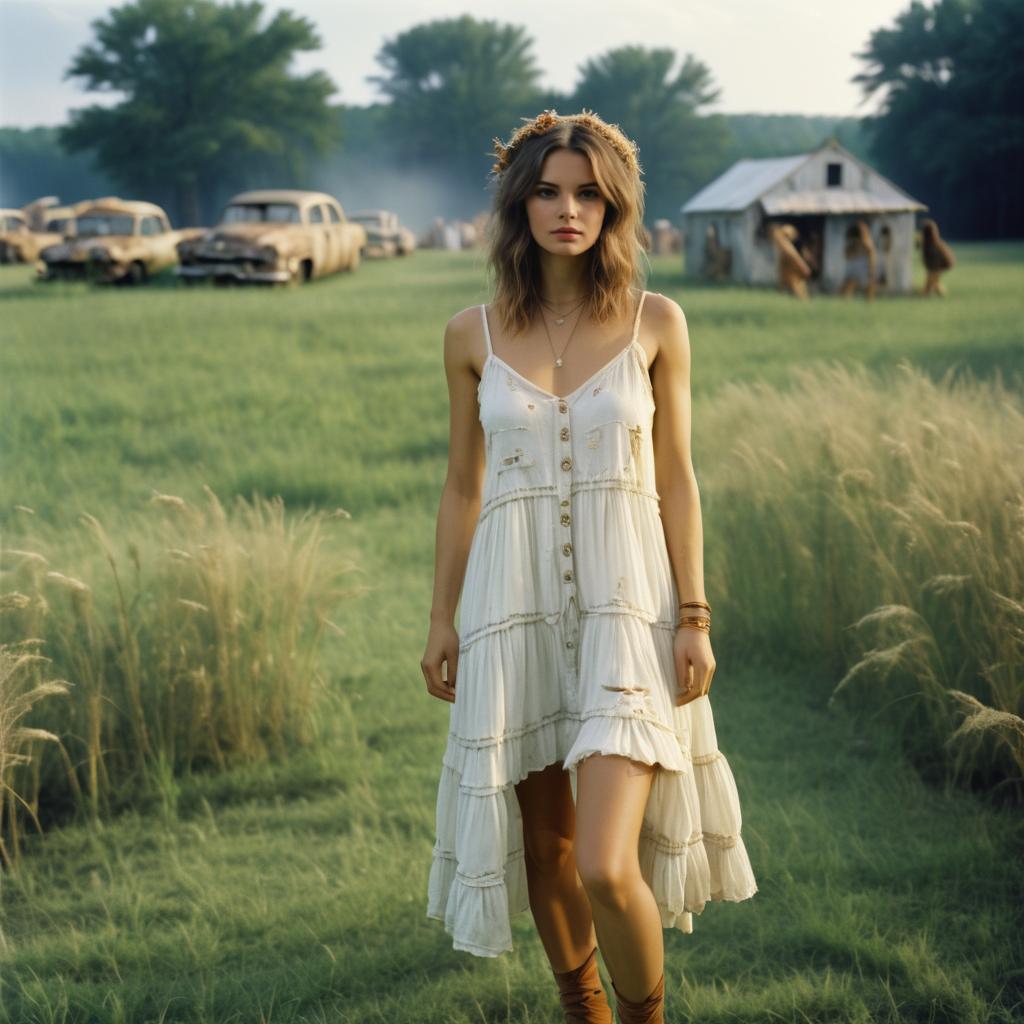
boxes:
[490,107,641,177]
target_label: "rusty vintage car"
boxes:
[0,202,78,264]
[37,198,205,284]
[348,209,416,258]
[175,189,367,284]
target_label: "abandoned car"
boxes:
[348,209,416,258]
[37,198,204,284]
[0,206,73,264]
[175,190,367,284]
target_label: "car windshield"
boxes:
[77,213,135,237]
[352,215,382,223]
[222,203,300,224]
[1,216,25,231]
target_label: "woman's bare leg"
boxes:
[574,754,663,1003]
[514,761,598,973]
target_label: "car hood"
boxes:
[195,224,298,249]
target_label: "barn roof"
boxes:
[680,142,925,215]
[681,155,805,213]
[762,188,924,215]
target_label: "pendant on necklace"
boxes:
[555,357,563,367]
[555,317,566,325]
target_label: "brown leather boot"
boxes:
[552,946,614,1023]
[611,972,665,1024]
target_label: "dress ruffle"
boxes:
[427,654,758,956]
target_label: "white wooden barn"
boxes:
[680,140,927,294]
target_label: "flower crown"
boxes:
[490,107,641,177]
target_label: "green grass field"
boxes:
[0,245,1022,1023]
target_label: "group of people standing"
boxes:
[770,216,956,300]
[703,216,956,299]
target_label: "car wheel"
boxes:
[300,259,314,283]
[126,260,147,285]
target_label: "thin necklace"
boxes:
[540,303,586,368]
[540,295,586,325]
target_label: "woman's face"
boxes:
[524,147,608,257]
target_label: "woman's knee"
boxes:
[523,827,575,879]
[575,855,638,911]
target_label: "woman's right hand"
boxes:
[421,620,460,703]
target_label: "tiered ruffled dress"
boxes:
[427,289,757,957]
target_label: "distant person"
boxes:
[421,216,446,249]
[769,222,812,300]
[651,218,681,254]
[840,219,877,301]
[421,108,757,1024]
[876,224,894,292]
[919,218,955,297]
[701,222,731,281]
[799,225,822,280]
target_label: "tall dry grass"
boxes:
[698,359,1024,800]
[0,486,363,861]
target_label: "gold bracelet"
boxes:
[679,600,711,614]
[677,616,710,633]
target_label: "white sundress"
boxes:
[426,289,758,957]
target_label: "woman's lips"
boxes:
[553,229,581,236]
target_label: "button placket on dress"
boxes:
[555,396,580,697]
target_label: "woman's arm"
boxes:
[421,309,486,703]
[648,294,716,705]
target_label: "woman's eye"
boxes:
[536,188,601,198]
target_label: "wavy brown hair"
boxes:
[484,112,648,337]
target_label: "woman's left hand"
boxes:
[673,626,715,706]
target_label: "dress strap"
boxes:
[479,304,493,357]
[630,290,648,343]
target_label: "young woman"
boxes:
[919,218,955,297]
[422,109,757,1024]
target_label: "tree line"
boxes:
[0,0,1019,238]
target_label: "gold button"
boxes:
[560,457,572,471]
[566,639,575,648]
[560,499,569,507]
[560,426,570,441]
[560,513,571,526]
[563,570,573,582]
[558,400,568,413]
[562,542,572,556]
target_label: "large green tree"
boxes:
[367,15,545,185]
[60,0,340,225]
[568,46,731,223]
[853,0,1024,238]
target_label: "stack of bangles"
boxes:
[677,600,711,634]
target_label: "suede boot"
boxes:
[552,946,614,1023]
[611,972,665,1024]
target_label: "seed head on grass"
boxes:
[148,491,188,510]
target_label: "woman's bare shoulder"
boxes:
[641,291,689,363]
[443,304,487,372]
[643,290,685,322]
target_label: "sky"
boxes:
[0,0,911,129]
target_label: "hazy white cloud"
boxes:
[0,0,909,128]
